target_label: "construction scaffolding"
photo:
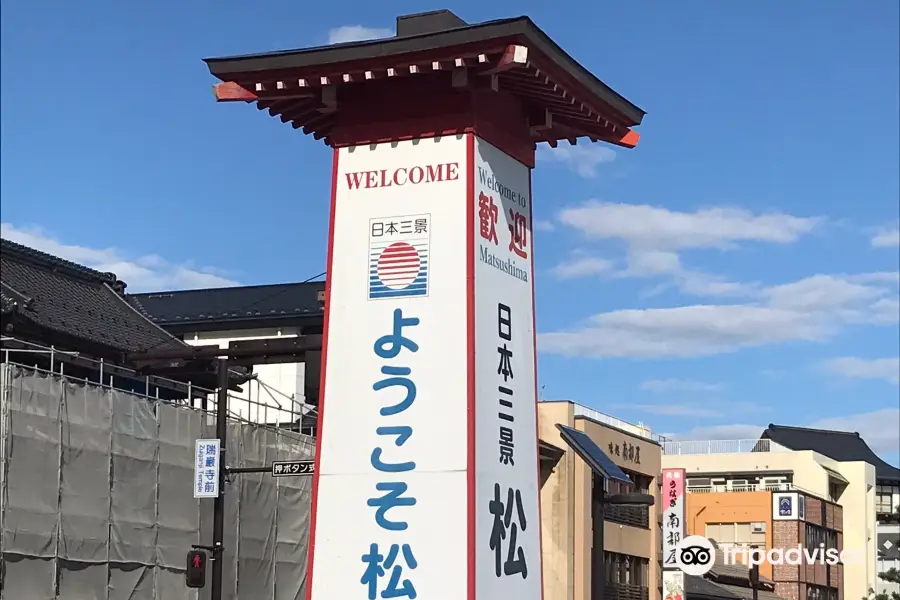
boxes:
[0,356,315,600]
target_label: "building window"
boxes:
[876,485,899,514]
[806,523,839,553]
[605,552,650,600]
[706,523,766,546]
[807,584,838,600]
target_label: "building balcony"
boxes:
[662,438,790,456]
[687,482,793,494]
[604,504,651,529]
[605,583,650,600]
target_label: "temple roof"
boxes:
[129,281,324,331]
[762,423,899,482]
[204,10,644,149]
[0,238,186,354]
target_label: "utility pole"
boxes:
[749,545,760,600]
[210,358,229,600]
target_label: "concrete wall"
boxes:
[685,491,774,578]
[539,401,662,600]
[539,401,576,600]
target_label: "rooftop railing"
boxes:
[687,482,792,494]
[661,438,790,455]
[540,400,669,443]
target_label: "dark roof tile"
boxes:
[1,237,186,353]
[762,424,900,482]
[129,282,325,326]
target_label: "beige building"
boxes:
[661,428,881,600]
[539,400,665,600]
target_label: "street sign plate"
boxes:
[194,439,221,498]
[272,460,315,476]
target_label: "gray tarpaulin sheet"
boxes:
[0,364,314,600]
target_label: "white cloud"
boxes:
[640,379,723,393]
[668,409,900,457]
[539,271,898,359]
[327,25,393,45]
[550,202,821,296]
[534,220,555,232]
[551,256,614,279]
[872,225,900,248]
[558,202,821,250]
[536,145,616,178]
[823,357,900,385]
[1,223,238,293]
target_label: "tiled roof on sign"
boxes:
[0,237,187,353]
[761,423,900,482]
[129,281,325,326]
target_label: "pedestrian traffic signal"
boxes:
[186,550,206,588]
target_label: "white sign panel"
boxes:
[193,439,220,499]
[309,136,469,600]
[662,468,686,568]
[773,492,799,520]
[663,569,685,600]
[473,137,542,600]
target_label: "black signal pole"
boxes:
[126,335,322,597]
[211,358,228,600]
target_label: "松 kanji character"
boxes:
[361,543,418,599]
[479,192,499,245]
[488,483,528,579]
[373,366,416,416]
[371,426,416,473]
[374,309,420,359]
[508,209,528,259]
[367,482,417,531]
[497,345,513,381]
[608,442,614,454]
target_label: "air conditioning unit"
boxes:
[752,523,766,533]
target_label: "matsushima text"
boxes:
[477,167,529,283]
[362,308,421,599]
[489,301,529,580]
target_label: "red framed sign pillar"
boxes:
[205,11,644,600]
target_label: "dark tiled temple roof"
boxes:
[685,577,784,600]
[683,545,785,600]
[0,238,186,353]
[129,281,324,327]
[762,423,900,482]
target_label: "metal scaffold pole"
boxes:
[211,358,228,600]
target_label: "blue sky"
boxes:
[2,1,898,463]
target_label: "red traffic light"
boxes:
[186,550,207,588]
